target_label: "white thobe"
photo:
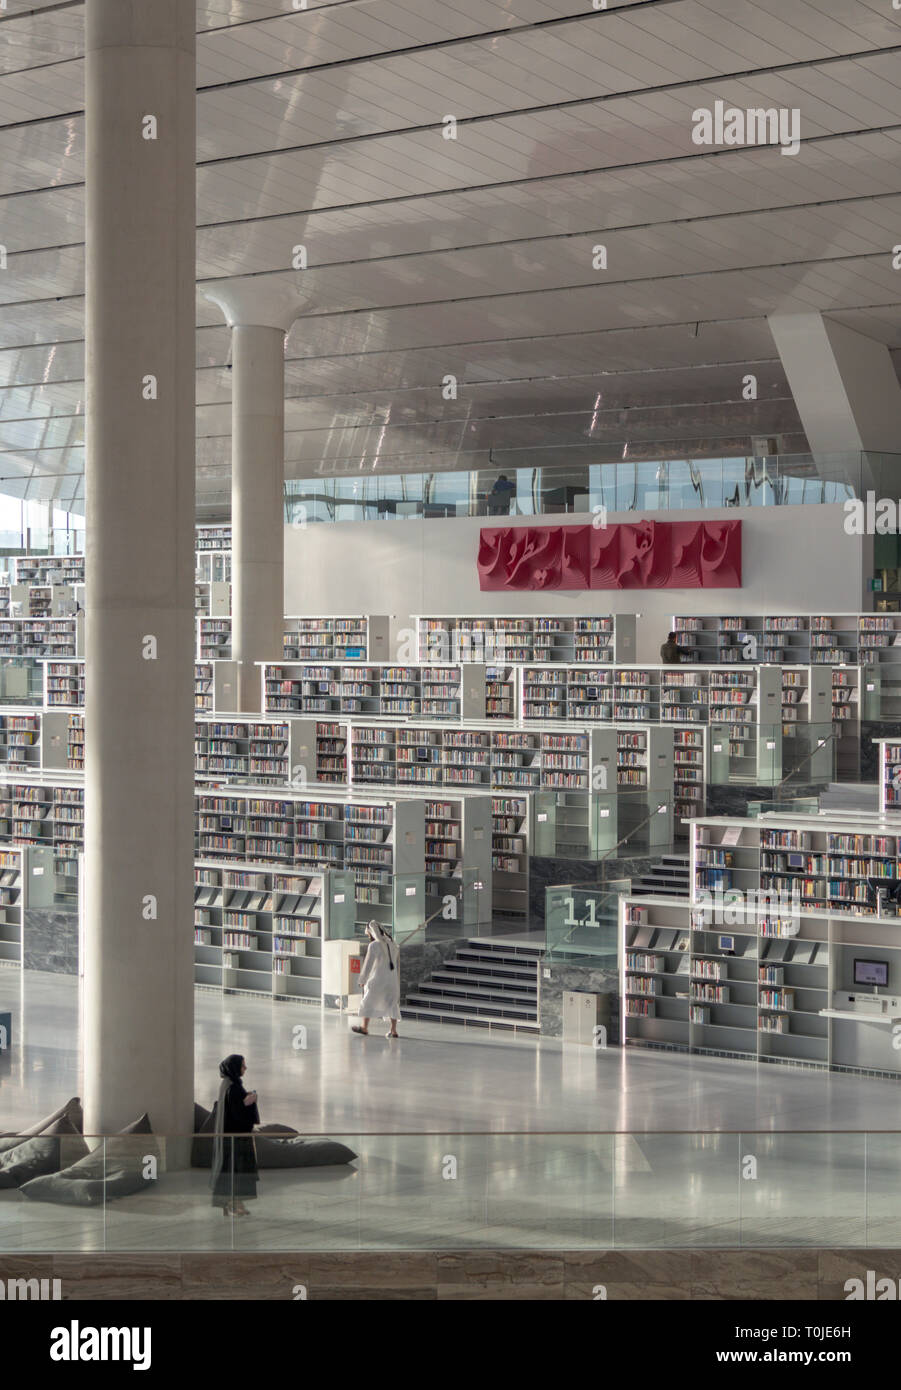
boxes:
[359,937,401,1019]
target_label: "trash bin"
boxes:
[562,991,609,1046]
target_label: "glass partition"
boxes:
[283,450,873,526]
[2,1128,895,1251]
[545,878,629,965]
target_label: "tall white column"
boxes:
[204,283,302,711]
[83,0,196,1136]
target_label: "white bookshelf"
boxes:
[415,613,636,664]
[0,845,25,968]
[0,615,81,660]
[194,859,355,1001]
[491,793,530,923]
[194,580,230,618]
[194,715,332,786]
[282,615,389,662]
[10,556,85,587]
[262,661,492,721]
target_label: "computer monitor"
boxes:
[416,747,429,762]
[718,935,735,953]
[867,877,901,906]
[786,852,805,870]
[854,958,889,988]
[585,687,599,702]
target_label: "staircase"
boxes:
[632,853,691,898]
[817,782,879,814]
[403,937,541,1032]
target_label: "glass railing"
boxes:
[2,1128,899,1250]
[282,450,887,527]
[545,878,629,965]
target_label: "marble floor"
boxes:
[2,969,901,1251]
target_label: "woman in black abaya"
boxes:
[210,1054,260,1217]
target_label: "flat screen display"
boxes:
[854,958,888,987]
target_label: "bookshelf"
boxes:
[194,580,230,618]
[195,525,231,552]
[197,617,232,660]
[199,616,391,664]
[423,794,493,930]
[876,739,901,813]
[672,726,707,823]
[194,526,231,585]
[616,725,673,849]
[194,716,329,787]
[415,613,636,664]
[194,860,355,1000]
[491,793,530,923]
[262,662,493,720]
[43,660,85,709]
[707,665,782,784]
[193,662,240,714]
[282,615,389,662]
[10,556,85,587]
[0,616,80,660]
[620,892,830,1066]
[859,614,901,720]
[0,846,25,968]
[671,613,860,665]
[192,786,431,934]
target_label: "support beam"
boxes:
[768,313,901,483]
[204,282,302,711]
[83,0,196,1136]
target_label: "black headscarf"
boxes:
[219,1054,244,1083]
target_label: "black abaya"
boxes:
[210,1081,260,1206]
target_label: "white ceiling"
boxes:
[0,0,899,511]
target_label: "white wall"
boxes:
[284,504,871,662]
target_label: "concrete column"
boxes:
[204,282,302,711]
[768,312,901,484]
[83,0,195,1137]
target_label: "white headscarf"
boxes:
[367,920,396,969]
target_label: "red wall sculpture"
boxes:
[477,520,741,590]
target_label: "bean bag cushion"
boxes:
[256,1134,357,1169]
[0,1115,88,1188]
[191,1104,355,1168]
[0,1096,83,1156]
[19,1113,159,1207]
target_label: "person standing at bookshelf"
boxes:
[210,1054,260,1217]
[660,631,690,663]
[352,921,401,1039]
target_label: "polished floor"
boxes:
[2,969,901,1251]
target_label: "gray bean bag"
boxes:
[0,1096,83,1156]
[0,1115,88,1188]
[192,1103,355,1169]
[19,1113,159,1207]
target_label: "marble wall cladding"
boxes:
[23,908,78,975]
[0,1249,893,1299]
[539,960,620,1040]
[705,782,825,819]
[861,721,901,781]
[528,854,653,925]
[398,937,462,1005]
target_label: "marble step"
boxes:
[446,954,538,978]
[406,990,537,1019]
[419,980,537,1006]
[464,937,544,958]
[433,969,536,995]
[402,1005,540,1033]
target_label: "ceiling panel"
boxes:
[0,0,898,495]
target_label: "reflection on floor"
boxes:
[2,970,900,1251]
